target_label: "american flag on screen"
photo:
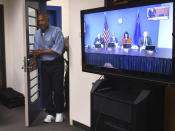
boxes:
[103,16,110,46]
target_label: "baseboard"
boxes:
[73,120,90,131]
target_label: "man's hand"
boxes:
[29,59,37,72]
[29,50,39,72]
[29,54,37,72]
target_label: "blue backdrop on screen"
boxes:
[84,4,161,46]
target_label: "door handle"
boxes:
[22,56,27,72]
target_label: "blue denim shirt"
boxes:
[34,25,65,61]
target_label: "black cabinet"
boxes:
[91,78,164,131]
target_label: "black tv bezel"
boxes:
[81,0,175,84]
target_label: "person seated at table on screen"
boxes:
[93,33,104,48]
[108,33,119,48]
[139,31,152,50]
[122,32,132,48]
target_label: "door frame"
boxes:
[0,4,6,89]
[46,6,62,28]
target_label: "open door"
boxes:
[24,1,41,127]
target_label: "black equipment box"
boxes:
[95,44,102,48]
[0,88,24,108]
[123,44,131,48]
[91,78,164,131]
[108,43,115,47]
[146,45,155,50]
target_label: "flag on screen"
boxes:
[103,16,110,45]
[134,12,141,46]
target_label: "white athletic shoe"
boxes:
[43,115,55,123]
[55,113,63,123]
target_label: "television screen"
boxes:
[81,1,175,83]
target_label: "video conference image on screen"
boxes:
[83,2,173,75]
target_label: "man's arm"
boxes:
[29,49,57,71]
[51,28,65,55]
[30,35,58,71]
[30,49,57,56]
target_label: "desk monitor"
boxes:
[146,45,155,51]
[123,44,132,49]
[81,0,175,83]
[95,44,102,48]
[108,43,115,48]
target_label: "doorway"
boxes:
[0,5,6,89]
[25,1,70,126]
[46,6,62,28]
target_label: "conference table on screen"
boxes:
[85,47,172,74]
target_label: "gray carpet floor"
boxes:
[0,103,85,131]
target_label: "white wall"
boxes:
[69,0,104,126]
[0,0,3,4]
[4,0,25,94]
[47,0,69,37]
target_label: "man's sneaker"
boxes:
[55,113,63,123]
[43,115,55,123]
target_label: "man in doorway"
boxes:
[30,13,65,123]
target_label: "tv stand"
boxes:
[91,77,164,131]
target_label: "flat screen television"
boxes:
[81,0,175,84]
